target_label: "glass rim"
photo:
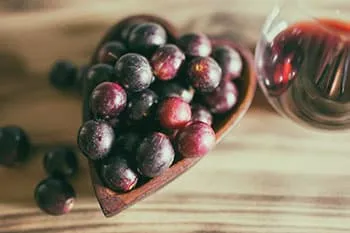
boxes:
[277,0,350,39]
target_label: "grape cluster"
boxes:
[76,19,244,193]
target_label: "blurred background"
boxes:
[0,1,349,233]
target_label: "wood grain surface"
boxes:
[0,0,349,232]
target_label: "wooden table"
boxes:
[0,1,349,232]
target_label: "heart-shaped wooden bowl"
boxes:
[82,15,256,217]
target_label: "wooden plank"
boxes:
[0,0,349,232]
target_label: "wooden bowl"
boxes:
[82,15,256,217]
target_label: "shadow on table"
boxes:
[0,144,95,208]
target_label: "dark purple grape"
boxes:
[152,81,195,103]
[128,22,167,56]
[43,147,78,178]
[97,41,127,65]
[176,121,215,158]
[77,120,115,160]
[136,132,175,178]
[203,80,239,114]
[100,155,138,193]
[187,57,222,92]
[49,60,77,89]
[85,64,115,95]
[212,45,243,80]
[126,89,158,121]
[84,64,115,121]
[115,53,153,92]
[191,104,213,125]
[178,33,212,57]
[119,20,144,43]
[115,132,141,154]
[157,97,192,130]
[150,44,185,81]
[34,177,75,216]
[0,126,30,166]
[90,82,127,120]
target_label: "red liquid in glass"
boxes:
[257,19,350,129]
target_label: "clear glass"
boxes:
[255,0,350,130]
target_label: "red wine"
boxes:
[256,19,350,130]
